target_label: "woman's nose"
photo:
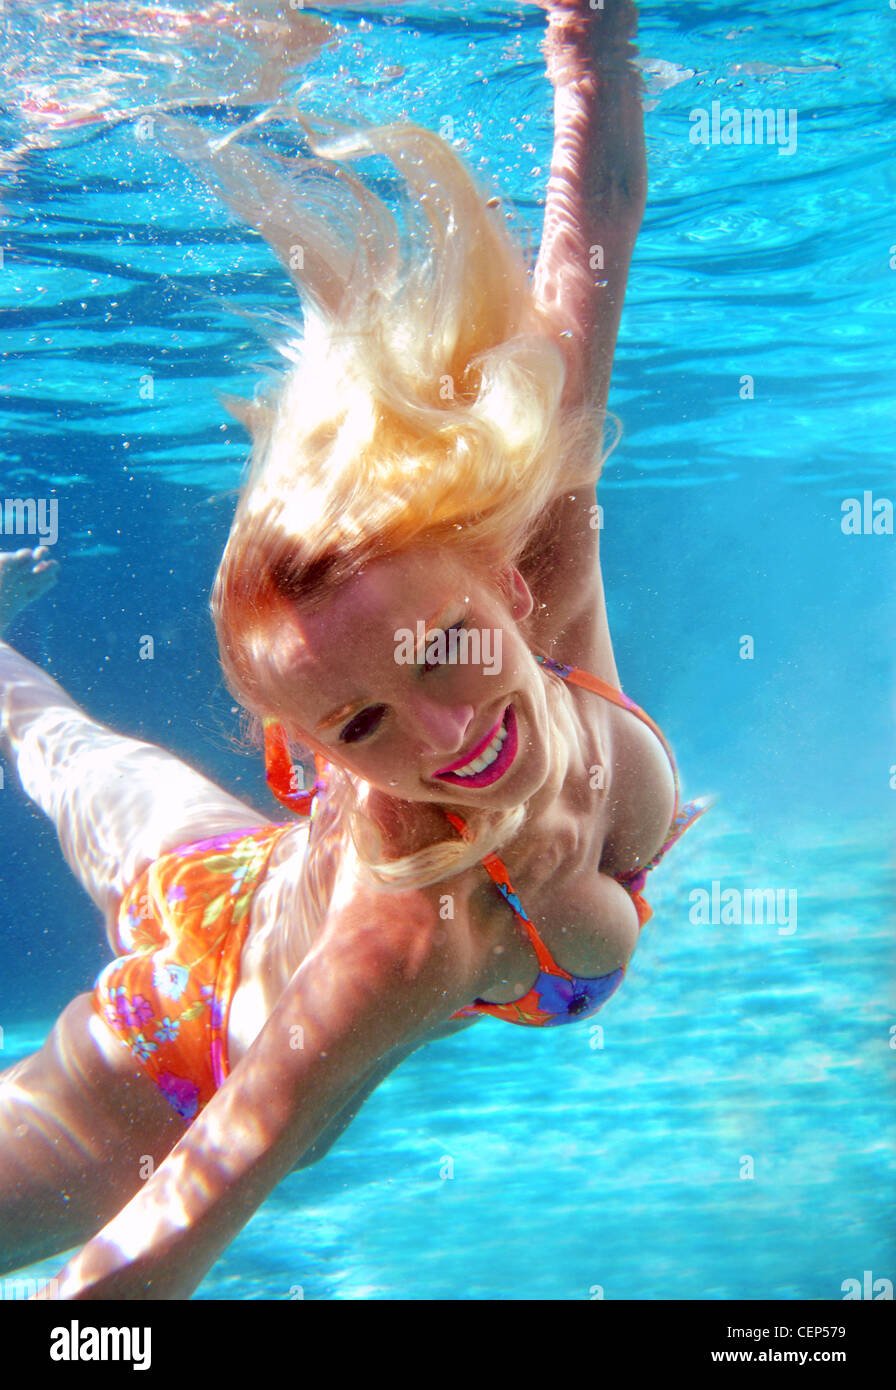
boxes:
[404,696,476,755]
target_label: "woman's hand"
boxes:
[520,0,638,34]
[541,2,640,84]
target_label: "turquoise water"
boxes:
[1,1,894,1299]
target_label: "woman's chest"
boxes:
[463,839,643,1005]
[463,700,676,1003]
[228,693,676,1049]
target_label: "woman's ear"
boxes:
[496,564,534,622]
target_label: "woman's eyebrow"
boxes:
[315,700,362,732]
[423,602,458,632]
[314,600,461,731]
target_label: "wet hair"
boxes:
[161,106,612,906]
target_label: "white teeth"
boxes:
[451,724,507,777]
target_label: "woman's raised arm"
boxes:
[48,881,470,1300]
[533,0,646,409]
[518,2,646,669]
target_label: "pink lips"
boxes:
[435,709,506,776]
[433,706,518,788]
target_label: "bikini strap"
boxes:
[263,719,329,819]
[535,653,683,813]
[443,810,571,979]
[444,659,710,966]
[616,796,714,892]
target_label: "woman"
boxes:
[0,0,708,1298]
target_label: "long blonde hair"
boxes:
[160,107,613,906]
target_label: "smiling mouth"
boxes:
[433,706,518,788]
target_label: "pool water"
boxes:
[1,0,893,1300]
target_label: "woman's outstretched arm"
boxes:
[48,881,470,1300]
[533,0,646,408]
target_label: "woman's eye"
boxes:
[423,621,465,672]
[339,704,386,744]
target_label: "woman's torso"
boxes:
[226,661,677,1066]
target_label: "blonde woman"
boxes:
[0,0,708,1299]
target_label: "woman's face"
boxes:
[270,547,554,809]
